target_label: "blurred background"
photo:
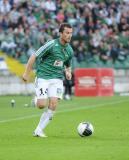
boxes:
[0,0,129,97]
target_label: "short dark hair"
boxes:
[59,23,72,33]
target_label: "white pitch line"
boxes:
[0,99,128,123]
[0,114,40,123]
[57,99,129,113]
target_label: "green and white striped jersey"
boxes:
[34,38,74,79]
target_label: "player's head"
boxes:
[59,23,73,44]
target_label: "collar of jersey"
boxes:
[57,38,68,48]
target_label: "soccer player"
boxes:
[22,23,73,137]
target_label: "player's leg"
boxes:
[33,78,49,137]
[34,79,63,137]
[35,97,58,136]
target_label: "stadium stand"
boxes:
[0,0,129,69]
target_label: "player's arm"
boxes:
[22,54,36,82]
[22,40,54,81]
[65,66,72,80]
[64,56,72,80]
[64,46,74,80]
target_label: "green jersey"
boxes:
[34,38,74,79]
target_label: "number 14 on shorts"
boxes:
[40,88,48,96]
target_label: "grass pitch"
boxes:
[0,95,129,160]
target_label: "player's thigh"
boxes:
[35,78,48,107]
[48,79,64,99]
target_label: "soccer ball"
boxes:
[77,122,94,137]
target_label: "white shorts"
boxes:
[35,78,64,99]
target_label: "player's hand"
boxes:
[65,71,72,80]
[22,73,29,82]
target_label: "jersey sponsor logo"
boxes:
[54,60,63,67]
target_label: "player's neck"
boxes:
[59,38,67,46]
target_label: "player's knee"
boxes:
[37,101,46,109]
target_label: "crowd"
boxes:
[0,0,129,67]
